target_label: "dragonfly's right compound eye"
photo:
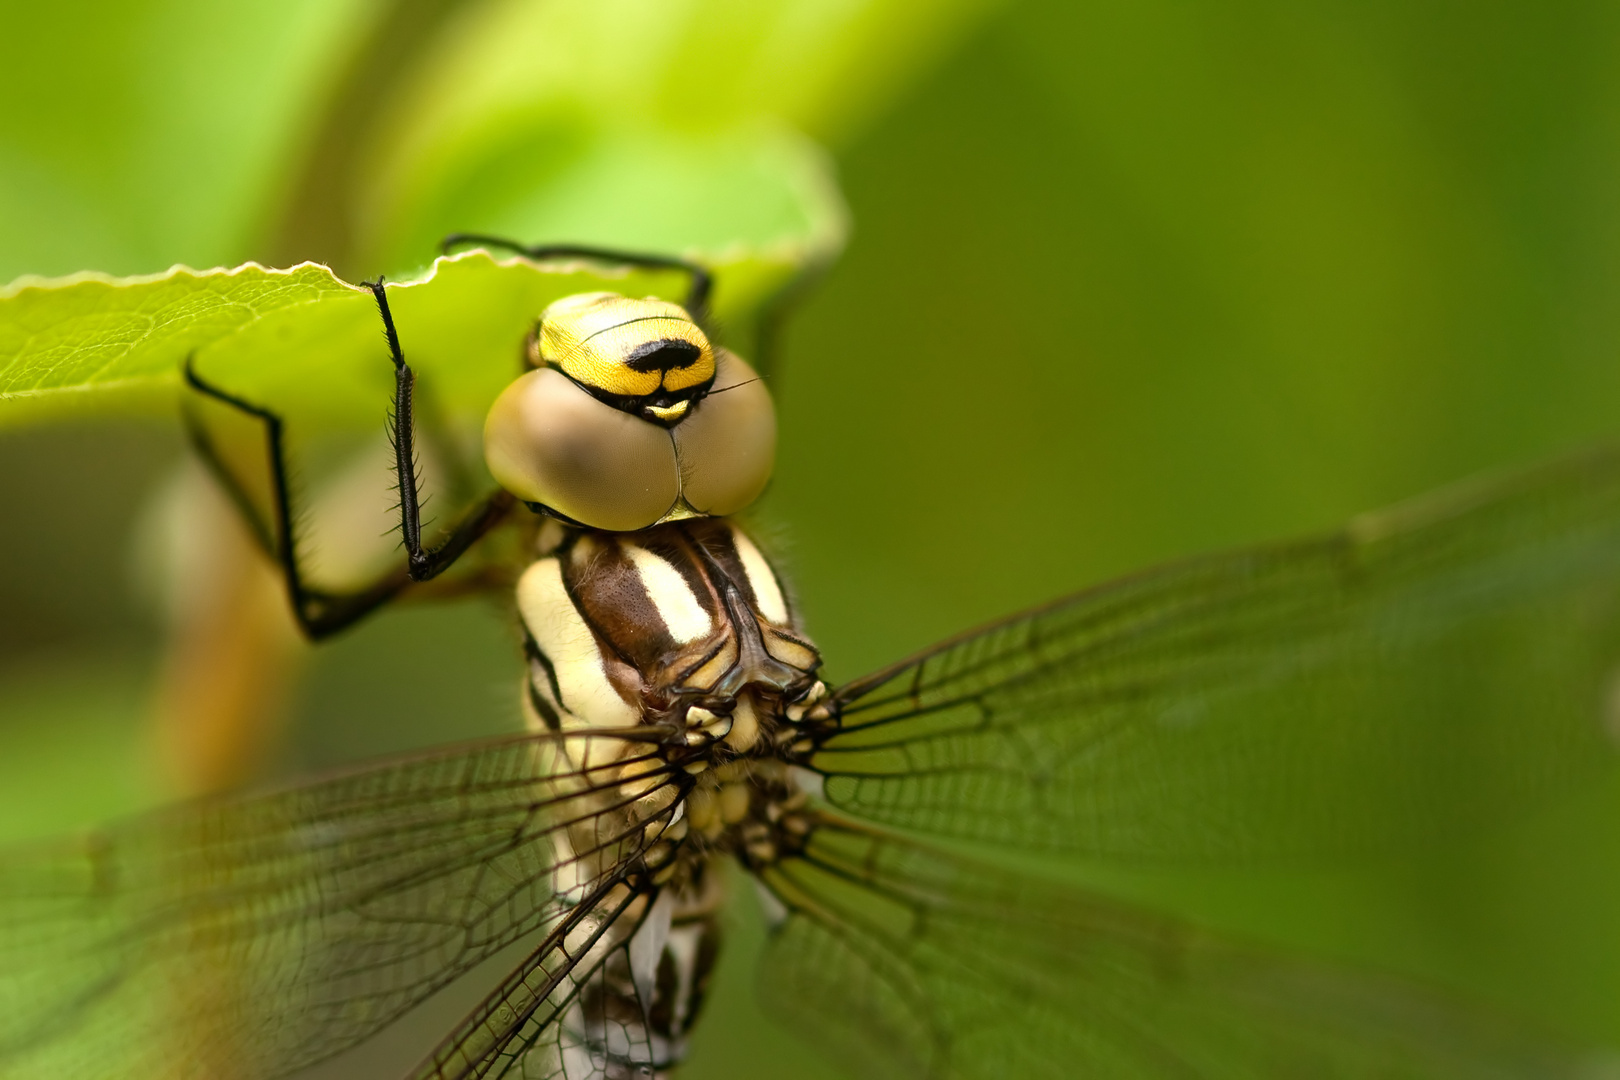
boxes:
[483,292,776,531]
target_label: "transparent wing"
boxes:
[0,727,688,1080]
[813,447,1620,859]
[756,819,1594,1080]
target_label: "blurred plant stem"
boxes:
[149,464,307,796]
[265,0,487,276]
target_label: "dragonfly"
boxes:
[2,235,1618,1080]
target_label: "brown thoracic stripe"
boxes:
[565,534,681,674]
[559,522,780,674]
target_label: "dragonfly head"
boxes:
[483,292,776,531]
[533,292,717,417]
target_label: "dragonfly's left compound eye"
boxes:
[482,292,776,531]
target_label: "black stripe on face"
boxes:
[625,337,702,374]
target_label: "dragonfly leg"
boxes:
[439,233,714,325]
[362,278,516,592]
[181,340,512,641]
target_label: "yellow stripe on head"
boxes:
[536,293,716,400]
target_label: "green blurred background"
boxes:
[6,0,1620,1075]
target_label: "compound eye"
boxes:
[484,368,679,531]
[534,292,716,415]
[674,350,776,516]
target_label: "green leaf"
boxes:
[0,264,354,427]
[196,248,796,428]
[0,243,799,435]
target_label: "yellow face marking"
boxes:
[537,293,715,400]
[646,401,690,422]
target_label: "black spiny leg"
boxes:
[439,233,714,324]
[181,283,513,641]
[182,358,411,639]
[364,279,514,586]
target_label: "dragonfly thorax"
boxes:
[517,517,823,749]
